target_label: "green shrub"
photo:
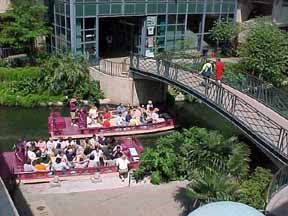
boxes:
[0,67,40,81]
[151,171,162,185]
[241,22,288,86]
[239,167,272,210]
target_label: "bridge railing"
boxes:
[97,58,129,78]
[171,58,288,120]
[130,55,288,164]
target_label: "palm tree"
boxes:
[186,168,241,207]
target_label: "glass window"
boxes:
[168,15,176,24]
[188,3,196,13]
[111,4,122,14]
[157,3,166,13]
[157,15,166,25]
[85,30,96,42]
[84,18,96,29]
[99,4,110,15]
[177,14,185,24]
[178,4,186,13]
[187,15,202,34]
[205,15,219,32]
[168,3,177,13]
[135,4,145,14]
[66,17,71,29]
[76,4,83,16]
[85,4,96,16]
[147,4,157,13]
[125,4,134,14]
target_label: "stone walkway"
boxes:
[15,174,190,216]
[266,186,288,216]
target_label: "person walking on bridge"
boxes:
[215,58,224,84]
[199,60,213,87]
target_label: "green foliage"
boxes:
[137,147,178,183]
[0,67,40,82]
[210,19,239,56]
[186,169,241,205]
[74,80,103,104]
[40,53,90,95]
[151,171,162,185]
[136,128,250,183]
[0,0,49,52]
[239,167,272,210]
[0,54,103,107]
[241,22,288,86]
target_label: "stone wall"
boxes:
[90,67,167,106]
[0,0,10,13]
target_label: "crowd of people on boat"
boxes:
[21,135,131,181]
[69,99,166,129]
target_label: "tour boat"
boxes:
[0,137,143,184]
[48,110,176,139]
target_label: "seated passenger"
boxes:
[103,108,111,120]
[152,108,165,123]
[37,139,46,153]
[116,113,125,126]
[27,147,38,161]
[103,119,111,128]
[113,146,123,159]
[89,146,104,166]
[116,103,126,114]
[89,105,98,119]
[51,157,69,171]
[46,137,54,154]
[23,159,35,172]
[146,100,153,112]
[33,159,47,171]
[73,157,88,169]
[87,154,98,168]
[40,152,51,165]
[125,111,132,124]
[116,154,130,181]
[66,147,76,162]
[98,135,108,146]
[89,134,99,146]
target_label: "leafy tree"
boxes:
[40,53,90,95]
[239,167,272,210]
[135,127,250,183]
[186,169,241,206]
[0,0,50,58]
[210,19,239,56]
[241,22,288,86]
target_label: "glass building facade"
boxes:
[50,0,236,64]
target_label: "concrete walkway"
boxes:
[15,175,190,216]
[266,186,288,216]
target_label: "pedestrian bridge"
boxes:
[129,55,288,165]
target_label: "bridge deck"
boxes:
[131,57,288,163]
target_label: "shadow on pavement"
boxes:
[174,187,198,216]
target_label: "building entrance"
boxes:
[99,17,144,59]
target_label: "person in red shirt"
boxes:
[215,58,224,84]
[103,119,111,128]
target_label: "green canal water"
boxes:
[0,102,275,170]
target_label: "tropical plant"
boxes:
[210,19,239,56]
[135,128,250,183]
[241,22,288,86]
[40,53,90,95]
[239,167,272,210]
[186,169,241,206]
[0,0,50,59]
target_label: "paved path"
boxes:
[15,176,190,216]
[266,186,288,216]
[132,58,288,161]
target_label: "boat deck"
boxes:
[50,117,176,139]
[0,152,23,179]
[1,137,143,184]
